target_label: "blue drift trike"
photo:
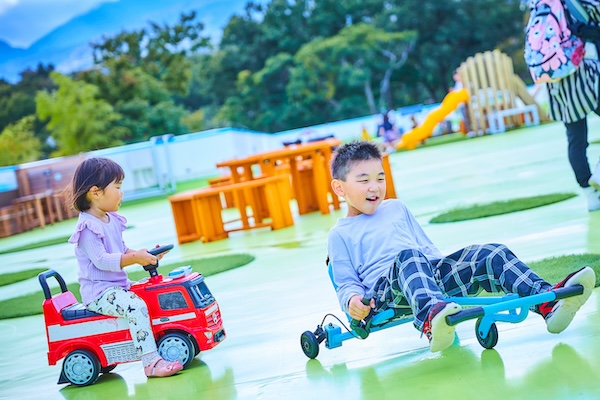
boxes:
[300,284,585,359]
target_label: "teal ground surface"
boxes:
[1,118,600,400]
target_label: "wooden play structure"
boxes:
[397,50,547,151]
[458,49,549,135]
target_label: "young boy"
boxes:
[327,140,596,352]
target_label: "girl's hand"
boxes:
[154,244,170,260]
[135,249,157,266]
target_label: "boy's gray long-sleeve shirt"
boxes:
[327,199,443,314]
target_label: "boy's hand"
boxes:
[348,295,375,320]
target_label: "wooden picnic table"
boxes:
[216,138,342,217]
[169,175,293,243]
[11,190,61,231]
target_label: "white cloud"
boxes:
[0,0,19,15]
[0,0,116,48]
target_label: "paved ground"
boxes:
[1,118,600,400]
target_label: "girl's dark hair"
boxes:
[330,141,382,181]
[70,158,125,212]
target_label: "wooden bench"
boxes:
[0,206,17,237]
[208,175,234,209]
[169,175,294,244]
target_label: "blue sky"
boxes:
[0,0,116,48]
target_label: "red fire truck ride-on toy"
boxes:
[38,244,226,386]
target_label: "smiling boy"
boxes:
[327,141,595,352]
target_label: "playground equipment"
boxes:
[397,50,547,150]
[459,50,546,135]
[398,88,469,150]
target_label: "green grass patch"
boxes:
[0,225,137,255]
[0,253,254,320]
[430,193,577,223]
[0,235,71,255]
[0,268,47,287]
[529,254,600,287]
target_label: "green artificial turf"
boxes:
[528,254,600,287]
[0,225,140,255]
[0,268,48,287]
[0,253,254,319]
[0,236,72,255]
[430,193,577,223]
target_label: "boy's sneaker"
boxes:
[539,266,596,334]
[422,301,462,352]
[583,186,600,212]
[589,162,600,191]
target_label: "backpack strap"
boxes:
[564,0,600,45]
[564,0,590,23]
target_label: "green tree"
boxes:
[0,64,56,157]
[82,66,189,142]
[90,11,210,96]
[36,72,125,156]
[218,53,295,132]
[288,24,416,125]
[0,64,55,129]
[82,12,209,142]
[0,116,42,166]
[211,0,525,130]
[378,0,524,104]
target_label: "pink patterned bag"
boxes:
[524,0,585,83]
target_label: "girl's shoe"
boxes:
[144,358,183,378]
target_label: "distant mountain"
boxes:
[0,40,26,58]
[0,0,250,83]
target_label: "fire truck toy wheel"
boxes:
[158,332,195,368]
[62,349,100,386]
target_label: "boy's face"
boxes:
[331,159,386,217]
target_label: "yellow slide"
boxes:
[397,88,470,150]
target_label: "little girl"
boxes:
[68,157,182,378]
